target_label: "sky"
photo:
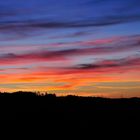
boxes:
[0,0,140,97]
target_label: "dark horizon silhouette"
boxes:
[0,91,140,121]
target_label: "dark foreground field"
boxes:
[0,91,140,121]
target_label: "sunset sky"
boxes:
[0,0,140,97]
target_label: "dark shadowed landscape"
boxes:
[0,91,140,121]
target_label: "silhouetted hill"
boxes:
[0,91,140,121]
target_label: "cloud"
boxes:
[25,55,140,77]
[1,14,140,29]
[0,14,140,40]
[0,52,68,65]
[49,31,91,39]
[0,0,139,41]
[0,34,139,65]
[75,56,140,70]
